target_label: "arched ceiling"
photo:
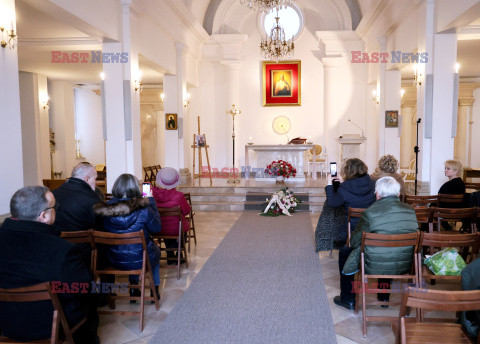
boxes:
[197,0,365,35]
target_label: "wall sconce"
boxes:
[183,93,191,109]
[413,64,423,86]
[160,93,165,106]
[0,26,17,49]
[41,95,50,109]
[134,70,143,92]
[372,90,380,104]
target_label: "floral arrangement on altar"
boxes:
[261,188,301,217]
[264,160,297,181]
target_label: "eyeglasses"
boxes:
[43,203,59,212]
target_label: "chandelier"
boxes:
[260,14,294,62]
[240,0,294,12]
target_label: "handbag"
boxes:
[424,247,466,276]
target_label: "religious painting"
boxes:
[385,110,398,128]
[165,113,178,130]
[263,60,301,106]
[195,134,206,147]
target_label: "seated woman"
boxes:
[152,167,191,264]
[439,159,466,207]
[370,154,406,196]
[94,173,162,301]
[318,158,376,249]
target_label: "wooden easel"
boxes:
[192,116,212,185]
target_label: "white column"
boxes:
[400,107,415,168]
[0,0,23,214]
[175,42,187,171]
[163,74,180,170]
[454,102,472,165]
[384,70,401,161]
[103,42,127,192]
[471,89,480,168]
[429,33,457,193]
[377,37,387,158]
[222,61,241,168]
[322,58,342,164]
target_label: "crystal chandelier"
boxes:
[240,0,294,12]
[260,14,294,62]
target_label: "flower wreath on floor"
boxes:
[261,188,301,217]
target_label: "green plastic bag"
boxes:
[424,247,466,276]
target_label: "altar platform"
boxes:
[179,176,327,212]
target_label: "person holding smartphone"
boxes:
[324,158,376,249]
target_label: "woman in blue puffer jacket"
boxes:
[94,173,162,300]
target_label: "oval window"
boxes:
[263,5,302,41]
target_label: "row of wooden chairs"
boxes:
[355,231,480,338]
[143,165,161,185]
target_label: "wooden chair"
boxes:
[414,207,434,233]
[91,230,160,332]
[399,159,416,193]
[346,208,366,247]
[396,287,480,344]
[465,182,480,191]
[355,232,420,337]
[417,232,479,288]
[143,166,155,183]
[0,282,87,344]
[306,145,327,179]
[153,206,189,279]
[432,207,477,233]
[438,194,467,207]
[183,193,197,252]
[404,195,439,208]
[42,179,66,191]
[60,230,95,271]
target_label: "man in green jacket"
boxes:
[334,176,419,310]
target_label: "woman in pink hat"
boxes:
[152,167,191,264]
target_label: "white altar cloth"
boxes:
[245,144,314,180]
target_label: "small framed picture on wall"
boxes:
[165,113,178,130]
[385,110,398,128]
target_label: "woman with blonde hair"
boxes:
[371,155,406,195]
[438,160,466,208]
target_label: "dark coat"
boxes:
[343,196,419,275]
[461,257,480,340]
[438,177,466,208]
[94,197,162,270]
[0,218,91,341]
[52,178,102,231]
[325,175,376,240]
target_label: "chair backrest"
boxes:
[60,229,94,247]
[0,282,76,343]
[404,195,439,207]
[438,193,465,204]
[401,286,480,313]
[419,232,479,263]
[346,208,365,246]
[465,182,480,191]
[183,193,192,206]
[432,206,477,222]
[42,179,66,191]
[414,207,434,225]
[361,232,420,252]
[157,206,182,219]
[92,230,146,247]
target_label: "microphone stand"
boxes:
[347,119,365,137]
[414,118,421,195]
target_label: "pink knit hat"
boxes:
[156,167,180,189]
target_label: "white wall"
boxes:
[74,86,105,167]
[0,0,23,214]
[471,88,480,168]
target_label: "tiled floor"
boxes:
[100,211,429,344]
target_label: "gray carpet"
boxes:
[150,212,337,344]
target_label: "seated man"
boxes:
[0,186,98,343]
[334,176,419,310]
[52,162,102,232]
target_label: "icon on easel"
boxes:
[196,134,206,147]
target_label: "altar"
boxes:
[245,144,314,180]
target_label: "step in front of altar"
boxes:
[179,186,325,212]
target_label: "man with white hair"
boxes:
[52,162,101,231]
[333,176,419,310]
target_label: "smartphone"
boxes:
[330,162,337,177]
[142,182,151,197]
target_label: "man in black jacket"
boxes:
[52,162,102,231]
[0,186,98,343]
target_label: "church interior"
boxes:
[1,0,480,343]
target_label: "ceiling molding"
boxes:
[316,30,360,42]
[18,37,102,47]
